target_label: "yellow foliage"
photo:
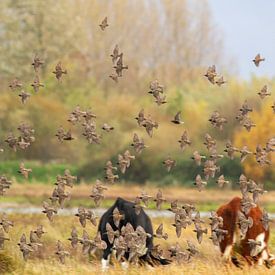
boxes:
[234,100,275,181]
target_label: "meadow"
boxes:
[1,213,275,275]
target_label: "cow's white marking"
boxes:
[121,261,129,270]
[255,233,266,256]
[223,245,232,260]
[258,249,268,265]
[101,256,110,270]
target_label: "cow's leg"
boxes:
[101,247,111,270]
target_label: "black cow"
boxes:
[98,197,170,269]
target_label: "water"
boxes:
[1,205,275,218]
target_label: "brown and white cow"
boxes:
[216,197,275,267]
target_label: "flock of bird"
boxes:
[0,16,274,267]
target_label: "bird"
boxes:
[5,132,18,152]
[171,111,184,124]
[138,190,152,207]
[117,154,128,174]
[123,150,135,168]
[110,44,120,64]
[151,244,164,259]
[106,223,119,244]
[18,233,34,261]
[135,109,146,126]
[0,213,13,233]
[260,209,272,231]
[153,224,168,240]
[186,240,199,256]
[29,230,42,251]
[209,111,227,130]
[62,169,77,187]
[193,223,208,244]
[240,100,253,115]
[237,211,253,239]
[194,174,207,191]
[209,211,223,231]
[9,78,22,90]
[178,130,191,151]
[239,146,252,162]
[133,197,144,215]
[102,123,114,132]
[248,181,267,204]
[114,53,128,77]
[18,162,32,179]
[105,169,119,184]
[149,79,164,95]
[203,159,219,180]
[31,75,44,93]
[32,54,44,72]
[55,240,70,264]
[210,228,228,245]
[18,90,31,104]
[258,85,271,99]
[154,189,166,210]
[204,133,217,151]
[216,175,230,188]
[204,65,217,84]
[68,227,79,249]
[155,94,167,106]
[93,179,108,193]
[240,197,256,214]
[266,137,275,152]
[272,102,275,113]
[90,189,104,207]
[0,176,12,196]
[247,239,262,257]
[53,62,67,81]
[253,54,265,67]
[109,73,118,83]
[113,236,127,261]
[0,228,9,249]
[191,151,206,166]
[56,127,74,142]
[242,116,256,132]
[215,76,226,86]
[112,207,124,228]
[42,201,57,222]
[131,133,148,154]
[224,140,239,159]
[142,117,158,137]
[33,225,46,239]
[172,218,190,238]
[99,17,109,30]
[168,200,180,213]
[92,232,107,252]
[163,156,176,172]
[192,211,204,226]
[75,207,90,228]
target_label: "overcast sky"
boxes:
[208,0,275,80]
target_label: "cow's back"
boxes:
[98,197,154,250]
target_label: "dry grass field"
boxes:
[1,184,275,274]
[0,213,274,275]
